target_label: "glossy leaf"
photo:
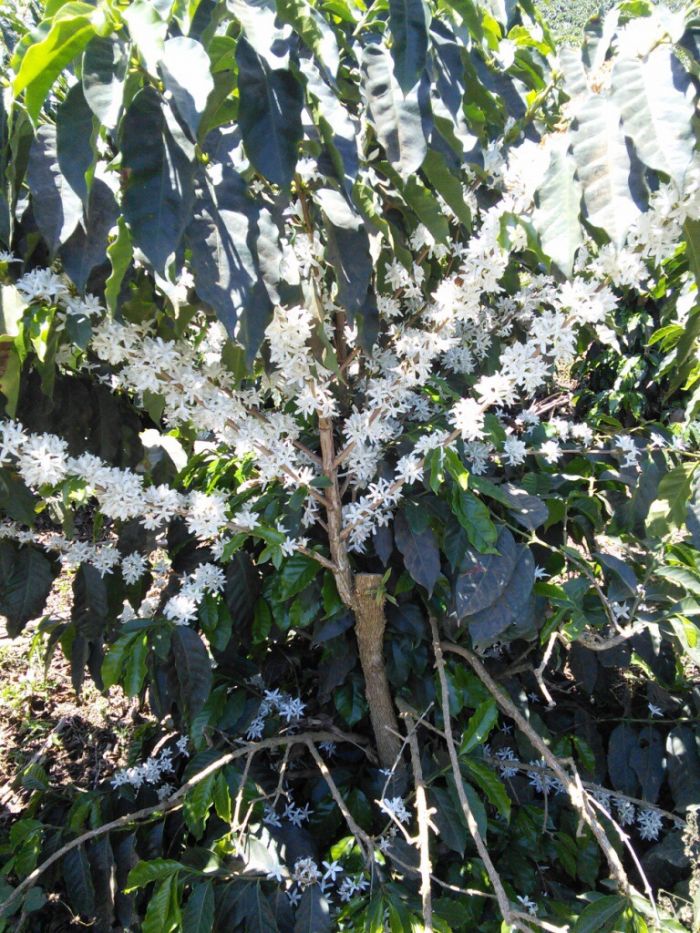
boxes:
[394,511,440,595]
[388,0,430,92]
[182,882,214,933]
[360,42,428,179]
[533,135,583,276]
[574,895,627,933]
[172,627,213,721]
[121,87,195,274]
[13,4,97,123]
[294,886,332,933]
[570,95,643,247]
[454,525,518,618]
[82,34,128,129]
[56,82,94,204]
[0,541,57,637]
[459,699,498,754]
[612,47,694,188]
[236,37,303,190]
[26,125,83,254]
[160,37,215,139]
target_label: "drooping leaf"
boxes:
[82,34,128,129]
[294,886,332,933]
[0,542,57,637]
[459,699,498,754]
[454,525,518,618]
[629,726,664,804]
[125,859,183,892]
[59,175,118,292]
[171,626,213,721]
[606,723,639,797]
[62,845,95,917]
[574,895,627,933]
[500,483,548,531]
[105,216,133,314]
[394,511,441,595]
[239,882,281,933]
[121,86,195,274]
[235,36,303,190]
[229,0,292,69]
[570,95,643,247]
[276,0,340,77]
[56,82,94,203]
[187,166,273,344]
[26,125,84,254]
[182,882,215,933]
[13,4,97,123]
[388,0,430,93]
[462,757,511,819]
[160,37,215,139]
[72,562,109,639]
[142,876,180,933]
[533,135,583,276]
[467,545,535,648]
[666,725,700,812]
[360,42,428,179]
[317,189,373,316]
[611,47,694,188]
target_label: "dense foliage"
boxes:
[0,0,699,930]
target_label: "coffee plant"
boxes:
[0,0,699,929]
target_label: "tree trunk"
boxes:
[353,573,403,771]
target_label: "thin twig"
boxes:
[441,640,633,896]
[429,619,518,929]
[0,730,360,919]
[305,740,373,865]
[400,704,435,931]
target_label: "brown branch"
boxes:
[0,730,362,920]
[441,640,633,895]
[429,619,517,928]
[401,706,434,931]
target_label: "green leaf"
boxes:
[276,0,340,77]
[62,845,95,917]
[105,216,132,314]
[82,34,128,130]
[182,882,215,933]
[294,886,331,933]
[60,175,119,293]
[0,469,37,526]
[26,125,84,254]
[451,488,498,553]
[122,0,168,76]
[388,0,430,93]
[239,882,280,933]
[683,218,700,290]
[570,95,643,247]
[160,37,214,139]
[533,136,583,276]
[13,4,98,123]
[123,633,148,696]
[360,42,427,180]
[72,563,108,639]
[236,37,303,190]
[187,166,273,341]
[574,895,627,933]
[172,626,212,721]
[0,542,57,637]
[462,757,511,819]
[276,553,320,600]
[612,48,694,188]
[125,859,183,892]
[56,82,94,204]
[394,511,440,595]
[421,148,472,227]
[101,631,136,689]
[454,525,518,618]
[459,699,498,754]
[184,773,215,839]
[142,875,180,933]
[121,86,195,274]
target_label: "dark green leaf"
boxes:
[60,176,119,292]
[294,886,331,933]
[239,882,280,933]
[125,859,183,892]
[172,626,212,721]
[388,0,430,93]
[574,895,627,933]
[121,87,195,274]
[607,724,639,797]
[467,546,535,648]
[236,37,303,190]
[0,542,57,637]
[56,82,94,203]
[394,511,440,595]
[62,845,95,917]
[160,37,214,139]
[451,488,498,553]
[182,882,214,933]
[27,125,83,254]
[454,525,517,618]
[360,42,428,179]
[82,34,128,129]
